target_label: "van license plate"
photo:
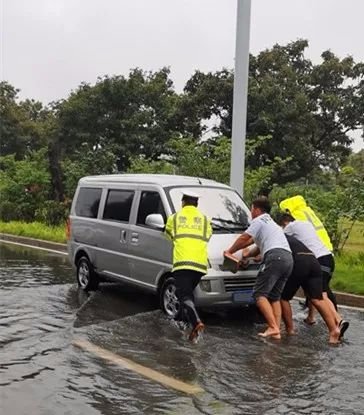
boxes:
[233,290,254,303]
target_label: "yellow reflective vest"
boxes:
[165,205,212,273]
[280,195,333,252]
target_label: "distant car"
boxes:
[67,174,258,317]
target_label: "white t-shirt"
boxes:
[245,213,291,257]
[284,220,331,259]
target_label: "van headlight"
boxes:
[199,280,212,292]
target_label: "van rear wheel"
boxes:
[76,256,99,291]
[160,277,181,319]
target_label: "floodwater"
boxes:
[0,242,363,415]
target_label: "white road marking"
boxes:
[73,338,205,395]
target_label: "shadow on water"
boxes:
[1,242,364,415]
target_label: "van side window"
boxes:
[103,190,134,222]
[137,191,166,225]
[75,188,102,218]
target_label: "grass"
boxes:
[331,221,364,295]
[0,221,66,243]
[339,220,364,253]
[333,252,364,295]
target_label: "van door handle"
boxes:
[131,232,139,244]
[120,230,127,243]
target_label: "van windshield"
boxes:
[167,187,251,231]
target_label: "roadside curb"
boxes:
[0,232,67,253]
[1,232,363,309]
[295,289,364,309]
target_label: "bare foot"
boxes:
[258,328,281,339]
[328,328,341,345]
[286,329,297,336]
[303,317,316,326]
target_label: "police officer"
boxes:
[165,191,212,342]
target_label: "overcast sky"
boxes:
[2,0,363,150]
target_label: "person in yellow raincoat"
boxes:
[280,195,333,251]
[279,195,341,326]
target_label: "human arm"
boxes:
[242,244,260,259]
[225,232,254,255]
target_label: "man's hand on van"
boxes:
[252,254,262,263]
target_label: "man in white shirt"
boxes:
[278,213,349,338]
[224,197,293,339]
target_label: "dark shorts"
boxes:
[318,254,335,292]
[281,254,323,301]
[254,248,293,302]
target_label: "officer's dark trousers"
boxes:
[173,269,204,328]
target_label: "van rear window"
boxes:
[103,190,134,222]
[75,188,102,218]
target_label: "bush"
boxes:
[35,200,69,226]
[0,201,19,222]
[0,151,51,222]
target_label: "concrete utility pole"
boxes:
[230,0,251,196]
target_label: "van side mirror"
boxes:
[145,214,165,230]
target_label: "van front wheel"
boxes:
[76,256,99,291]
[160,277,181,319]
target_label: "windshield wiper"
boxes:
[210,221,230,231]
[211,217,245,227]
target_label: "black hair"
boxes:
[182,196,198,207]
[276,212,295,226]
[252,196,271,214]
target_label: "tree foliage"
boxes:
[56,68,188,172]
[183,40,364,183]
[0,82,49,159]
[0,150,50,221]
[1,40,363,231]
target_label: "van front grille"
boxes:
[224,277,256,292]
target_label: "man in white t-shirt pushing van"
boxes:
[224,197,293,339]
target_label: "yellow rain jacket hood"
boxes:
[280,195,333,252]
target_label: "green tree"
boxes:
[0,82,48,158]
[183,40,364,184]
[62,145,119,199]
[346,149,364,178]
[56,68,187,172]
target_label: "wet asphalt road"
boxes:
[0,242,363,415]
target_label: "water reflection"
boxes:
[0,243,72,289]
[0,242,363,415]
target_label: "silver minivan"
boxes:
[67,174,258,316]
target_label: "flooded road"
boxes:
[0,242,363,415]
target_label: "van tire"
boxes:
[160,277,182,319]
[76,256,99,291]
